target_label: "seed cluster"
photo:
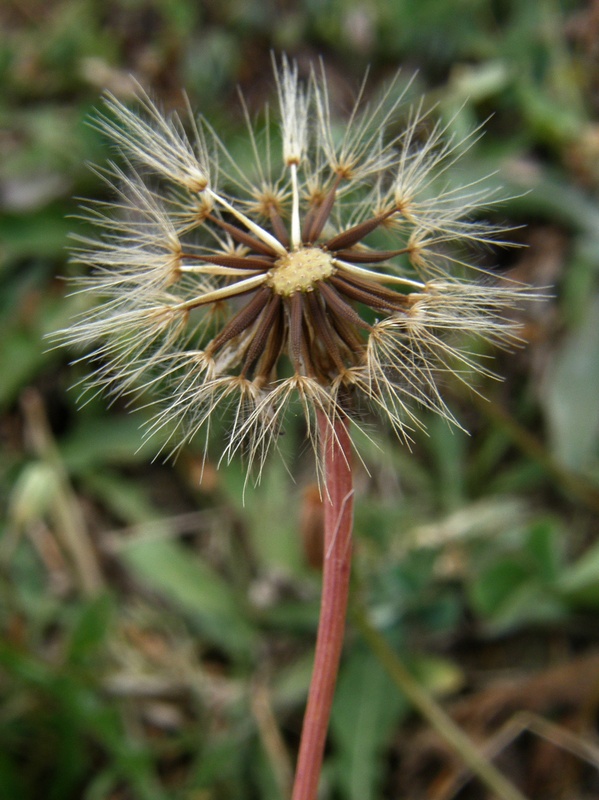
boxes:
[53,57,530,475]
[198,203,415,390]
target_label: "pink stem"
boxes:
[291,412,354,800]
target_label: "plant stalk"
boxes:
[291,412,354,800]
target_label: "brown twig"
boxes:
[291,412,354,800]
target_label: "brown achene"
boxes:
[203,204,413,388]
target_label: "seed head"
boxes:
[53,58,533,479]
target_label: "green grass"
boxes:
[2,1,599,798]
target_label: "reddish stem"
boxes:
[291,412,354,800]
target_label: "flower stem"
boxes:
[291,412,354,800]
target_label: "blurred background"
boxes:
[2,1,599,798]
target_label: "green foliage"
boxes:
[330,646,409,800]
[1,0,598,797]
[543,295,599,471]
[120,536,257,658]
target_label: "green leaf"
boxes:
[542,294,599,471]
[523,520,563,582]
[8,462,61,526]
[119,535,256,658]
[411,653,463,697]
[470,559,566,631]
[558,540,599,606]
[470,559,531,618]
[82,470,158,524]
[0,751,25,799]
[61,414,161,470]
[426,414,467,512]
[66,594,114,664]
[0,206,73,260]
[330,647,407,800]
[0,330,48,409]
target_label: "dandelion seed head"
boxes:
[52,56,537,479]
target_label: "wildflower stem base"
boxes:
[291,412,354,800]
